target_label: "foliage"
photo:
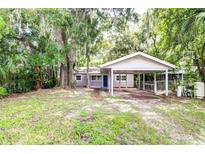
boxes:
[0,9,63,92]
[140,8,205,82]
[0,8,205,94]
[0,87,8,98]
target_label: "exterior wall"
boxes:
[113,74,134,88]
[75,72,178,90]
[106,55,169,70]
[75,74,87,87]
[75,73,134,89]
[107,73,110,89]
[90,74,103,88]
[90,80,102,88]
[75,73,106,89]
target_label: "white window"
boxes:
[121,75,127,81]
[76,75,82,81]
[116,75,127,81]
[91,75,102,81]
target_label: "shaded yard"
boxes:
[0,88,204,144]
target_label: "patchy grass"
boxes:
[153,99,205,144]
[72,111,170,145]
[0,88,204,144]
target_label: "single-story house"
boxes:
[74,52,180,96]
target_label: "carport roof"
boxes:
[100,52,176,69]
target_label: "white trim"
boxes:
[126,73,128,88]
[100,52,176,69]
[101,75,104,88]
[115,74,127,82]
[111,68,113,96]
[91,75,102,81]
[112,68,169,71]
[165,69,168,96]
[154,72,157,94]
[143,73,145,90]
[109,71,111,93]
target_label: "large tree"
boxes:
[140,8,205,83]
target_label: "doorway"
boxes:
[103,75,108,88]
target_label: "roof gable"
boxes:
[100,52,176,70]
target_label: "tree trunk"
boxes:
[60,28,69,88]
[67,55,74,88]
[51,66,56,86]
[33,65,42,90]
[195,42,205,83]
[201,42,205,82]
[60,63,67,88]
[86,43,90,88]
[86,62,90,88]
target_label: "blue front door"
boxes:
[103,75,108,88]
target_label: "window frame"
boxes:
[91,75,102,81]
[115,74,127,82]
[75,75,82,81]
[121,75,127,81]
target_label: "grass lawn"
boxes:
[0,88,204,144]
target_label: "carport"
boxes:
[100,52,176,96]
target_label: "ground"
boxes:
[0,88,204,145]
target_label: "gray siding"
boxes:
[113,74,134,88]
[75,74,87,87]
[90,75,103,88]
[90,80,102,88]
[75,73,134,88]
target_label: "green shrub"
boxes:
[6,70,37,93]
[0,87,8,98]
[71,80,77,89]
[42,70,57,89]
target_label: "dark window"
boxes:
[116,75,127,81]
[76,75,81,81]
[91,75,101,81]
[121,75,127,81]
[97,75,101,80]
[116,75,121,81]
[91,76,96,81]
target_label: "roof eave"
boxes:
[100,52,176,69]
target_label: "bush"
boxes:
[42,74,57,89]
[0,87,9,98]
[42,79,56,89]
[71,80,77,89]
[5,70,37,93]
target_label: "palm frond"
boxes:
[0,67,7,80]
[195,12,205,23]
[195,12,205,32]
[181,15,196,34]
